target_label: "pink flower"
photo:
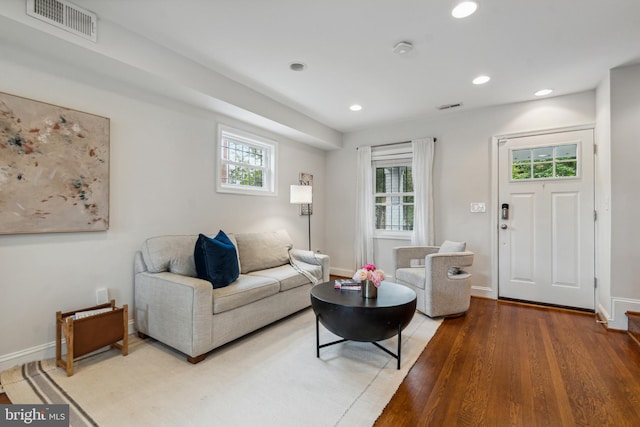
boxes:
[353,265,385,287]
[369,270,385,287]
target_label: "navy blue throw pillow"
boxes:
[194,231,239,288]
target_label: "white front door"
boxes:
[498,129,595,310]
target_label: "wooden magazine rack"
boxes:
[56,300,128,376]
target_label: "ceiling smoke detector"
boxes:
[392,41,413,55]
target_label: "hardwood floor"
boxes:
[375,297,640,427]
[2,297,639,426]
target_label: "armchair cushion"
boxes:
[396,268,426,290]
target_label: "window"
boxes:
[511,144,578,181]
[217,125,277,195]
[374,160,414,233]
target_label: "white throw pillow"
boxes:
[438,240,466,253]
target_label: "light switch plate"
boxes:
[96,288,109,305]
[470,202,486,213]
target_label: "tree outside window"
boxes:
[374,164,413,231]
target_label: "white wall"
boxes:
[607,63,640,328]
[595,73,613,321]
[0,55,326,369]
[326,92,596,298]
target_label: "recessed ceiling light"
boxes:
[289,62,306,71]
[535,89,553,96]
[452,1,478,19]
[472,75,491,85]
[350,104,363,111]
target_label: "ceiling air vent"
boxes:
[26,0,97,42]
[437,102,463,111]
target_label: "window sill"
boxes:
[374,232,412,241]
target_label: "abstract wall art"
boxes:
[0,92,110,234]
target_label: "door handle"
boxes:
[500,224,508,230]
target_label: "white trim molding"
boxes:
[0,320,136,372]
[600,297,640,331]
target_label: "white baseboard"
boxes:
[601,297,640,331]
[471,285,496,300]
[0,320,136,373]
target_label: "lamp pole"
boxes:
[307,203,311,251]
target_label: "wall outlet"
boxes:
[96,288,109,305]
[470,202,486,213]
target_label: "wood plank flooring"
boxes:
[2,297,640,427]
[375,297,640,427]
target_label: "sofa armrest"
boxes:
[392,246,440,270]
[134,251,147,275]
[134,271,213,357]
[289,249,331,282]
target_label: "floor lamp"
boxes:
[290,185,312,251]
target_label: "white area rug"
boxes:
[1,308,441,427]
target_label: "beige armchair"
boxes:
[392,243,474,318]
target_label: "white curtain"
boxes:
[355,146,374,267]
[411,138,435,246]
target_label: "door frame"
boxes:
[487,124,596,302]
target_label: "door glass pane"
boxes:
[511,144,578,180]
[533,147,553,162]
[512,164,531,180]
[512,149,531,180]
[555,145,577,161]
[556,161,577,177]
[533,163,553,178]
[512,149,531,163]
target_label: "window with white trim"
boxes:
[373,144,414,236]
[217,125,277,195]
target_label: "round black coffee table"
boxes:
[310,281,417,369]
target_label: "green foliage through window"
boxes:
[218,126,275,195]
[512,144,577,181]
[375,165,414,231]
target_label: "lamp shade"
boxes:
[290,185,312,204]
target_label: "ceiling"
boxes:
[72,0,640,133]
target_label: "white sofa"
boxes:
[134,230,329,363]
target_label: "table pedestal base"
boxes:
[315,314,403,370]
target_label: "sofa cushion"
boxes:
[249,264,312,292]
[235,230,293,274]
[212,275,280,314]
[396,267,426,290]
[194,231,240,288]
[141,235,198,276]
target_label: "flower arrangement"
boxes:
[352,263,385,287]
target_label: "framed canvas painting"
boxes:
[0,92,110,234]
